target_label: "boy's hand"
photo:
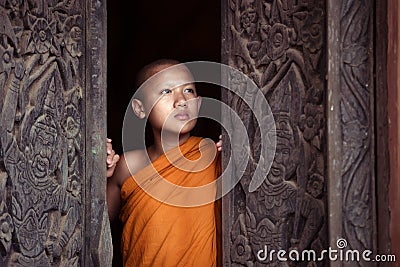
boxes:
[216,135,222,152]
[107,138,120,178]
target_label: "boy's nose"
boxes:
[174,92,187,108]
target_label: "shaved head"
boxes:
[135,59,181,89]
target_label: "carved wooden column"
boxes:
[327,0,376,266]
[222,0,328,266]
[0,0,111,266]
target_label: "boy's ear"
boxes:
[132,99,146,119]
[196,96,202,113]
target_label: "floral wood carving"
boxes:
[339,0,374,260]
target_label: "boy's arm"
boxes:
[107,153,132,222]
[107,149,148,222]
[106,138,124,222]
[106,144,150,221]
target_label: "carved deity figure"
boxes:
[227,0,327,266]
[231,113,324,267]
[0,1,83,265]
[0,59,80,265]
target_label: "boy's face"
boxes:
[136,65,201,136]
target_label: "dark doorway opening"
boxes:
[107,1,221,265]
[107,1,221,154]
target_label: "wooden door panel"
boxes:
[222,1,328,265]
[0,0,111,266]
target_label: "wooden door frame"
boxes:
[387,0,400,263]
[85,0,112,266]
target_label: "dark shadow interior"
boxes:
[107,1,221,154]
[107,1,220,265]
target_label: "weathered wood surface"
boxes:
[327,0,376,266]
[222,0,379,266]
[0,0,111,266]
[222,0,328,266]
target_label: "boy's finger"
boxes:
[107,151,115,163]
[106,143,113,154]
[107,155,113,165]
[113,154,120,164]
[107,154,120,167]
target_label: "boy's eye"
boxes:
[161,89,172,94]
[184,88,195,94]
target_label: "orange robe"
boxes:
[120,136,221,267]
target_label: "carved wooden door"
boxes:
[0,0,111,266]
[0,0,387,266]
[222,0,380,266]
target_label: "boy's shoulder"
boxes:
[124,149,150,173]
[113,149,150,187]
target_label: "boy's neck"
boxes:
[147,131,191,162]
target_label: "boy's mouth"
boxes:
[174,112,190,121]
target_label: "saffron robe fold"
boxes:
[120,136,221,267]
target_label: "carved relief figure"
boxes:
[0,1,83,265]
[226,0,327,265]
[231,114,324,266]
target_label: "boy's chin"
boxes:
[158,119,197,136]
[162,125,195,137]
[180,121,197,133]
[177,126,195,136]
[175,120,196,132]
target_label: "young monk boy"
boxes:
[106,59,222,266]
